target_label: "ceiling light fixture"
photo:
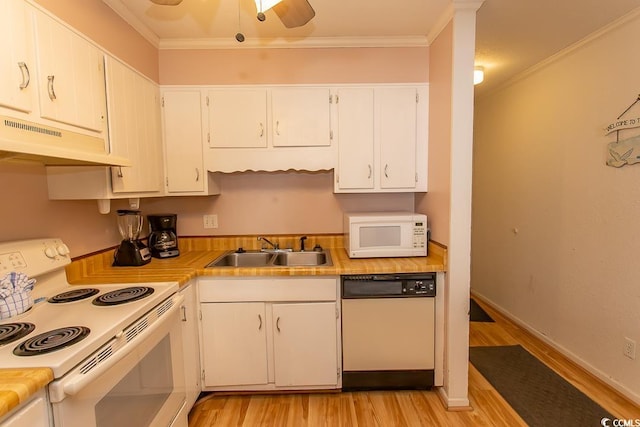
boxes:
[255,0,283,21]
[474,66,485,85]
[150,0,183,5]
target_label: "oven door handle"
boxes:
[52,294,184,400]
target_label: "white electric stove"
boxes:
[0,238,179,377]
[0,238,187,427]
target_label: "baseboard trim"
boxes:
[471,291,640,406]
[436,385,472,411]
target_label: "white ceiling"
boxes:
[103,0,640,95]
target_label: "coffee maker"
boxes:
[148,214,180,259]
[113,210,152,266]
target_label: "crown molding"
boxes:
[102,0,160,48]
[158,35,429,50]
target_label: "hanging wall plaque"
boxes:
[605,94,640,168]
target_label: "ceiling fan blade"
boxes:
[149,0,183,5]
[273,0,315,28]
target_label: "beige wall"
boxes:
[472,11,640,402]
[144,172,415,236]
[417,24,452,245]
[160,47,428,85]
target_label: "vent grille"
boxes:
[79,346,113,375]
[4,119,62,138]
[126,318,149,342]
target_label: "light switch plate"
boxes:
[203,214,218,229]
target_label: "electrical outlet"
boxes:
[623,337,636,360]
[203,214,218,229]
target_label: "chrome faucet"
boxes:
[257,236,279,251]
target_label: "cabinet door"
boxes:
[335,88,374,190]
[207,89,267,148]
[0,0,35,114]
[271,88,331,147]
[106,57,163,193]
[162,90,205,193]
[377,87,417,189]
[272,302,338,387]
[180,284,201,409]
[34,10,106,132]
[200,302,268,387]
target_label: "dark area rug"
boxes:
[470,298,494,322]
[469,345,614,427]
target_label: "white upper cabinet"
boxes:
[203,86,335,172]
[377,87,418,189]
[335,88,375,190]
[162,89,220,195]
[271,88,331,147]
[0,0,35,114]
[206,89,267,148]
[335,84,428,193]
[46,57,165,205]
[105,56,163,194]
[34,9,106,133]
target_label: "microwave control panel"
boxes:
[413,221,427,249]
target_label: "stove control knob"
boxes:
[56,244,70,257]
[45,247,57,259]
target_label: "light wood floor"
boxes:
[188,296,640,426]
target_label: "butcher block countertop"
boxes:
[0,369,53,420]
[64,235,447,285]
[0,235,446,419]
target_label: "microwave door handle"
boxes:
[49,294,184,401]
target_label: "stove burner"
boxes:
[92,286,155,306]
[0,322,35,346]
[13,326,90,356]
[48,288,100,303]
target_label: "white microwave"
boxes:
[344,212,428,258]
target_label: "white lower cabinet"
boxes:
[0,389,50,427]
[201,302,269,387]
[179,282,201,410]
[198,277,341,391]
[272,302,338,387]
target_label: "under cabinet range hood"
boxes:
[0,116,131,166]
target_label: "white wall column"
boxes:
[439,0,483,408]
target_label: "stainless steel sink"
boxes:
[272,251,330,266]
[206,251,272,267]
[206,250,332,268]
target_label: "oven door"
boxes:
[49,294,186,427]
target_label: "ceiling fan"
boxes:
[149,0,315,28]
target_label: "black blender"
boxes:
[113,210,152,266]
[148,214,180,259]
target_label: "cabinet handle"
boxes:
[181,306,187,322]
[47,75,57,101]
[116,167,123,178]
[276,317,281,333]
[368,164,372,179]
[195,168,200,182]
[259,123,264,137]
[384,164,389,178]
[18,62,30,89]
[275,121,280,136]
[258,314,263,330]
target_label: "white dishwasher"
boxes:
[341,273,436,390]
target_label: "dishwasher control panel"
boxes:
[342,273,436,298]
[404,279,436,296]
